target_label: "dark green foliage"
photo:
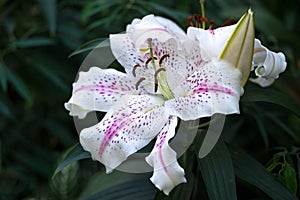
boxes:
[0,0,300,199]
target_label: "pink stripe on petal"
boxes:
[80,94,168,171]
[193,83,235,96]
[67,67,137,115]
[146,116,187,195]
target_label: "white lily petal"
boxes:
[110,34,144,75]
[165,59,243,120]
[126,14,187,46]
[187,25,236,61]
[80,94,169,172]
[64,67,136,119]
[249,77,276,88]
[146,116,186,195]
[251,39,287,87]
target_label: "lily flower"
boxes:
[65,12,255,195]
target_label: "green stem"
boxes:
[200,1,206,29]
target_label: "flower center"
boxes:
[133,38,174,100]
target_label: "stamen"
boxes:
[193,14,201,27]
[154,68,166,92]
[200,17,208,23]
[208,20,215,30]
[159,54,170,66]
[145,57,157,69]
[187,16,193,27]
[135,77,146,90]
[220,18,234,27]
[132,64,141,77]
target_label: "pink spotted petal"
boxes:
[80,94,169,172]
[109,33,144,75]
[187,25,236,61]
[146,116,186,195]
[165,59,243,120]
[64,67,136,119]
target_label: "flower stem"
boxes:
[200,0,206,29]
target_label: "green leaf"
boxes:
[69,38,107,57]
[37,0,57,34]
[229,145,297,200]
[253,114,269,148]
[146,2,188,22]
[0,61,8,91]
[13,37,55,48]
[6,68,32,104]
[81,1,117,23]
[33,61,68,92]
[52,143,90,178]
[79,171,155,200]
[50,162,79,200]
[282,162,297,194]
[196,140,237,200]
[0,99,12,118]
[241,83,300,118]
[267,114,300,142]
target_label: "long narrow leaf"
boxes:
[37,0,57,34]
[79,170,155,200]
[13,37,55,48]
[241,83,300,118]
[0,62,7,91]
[229,145,297,200]
[197,140,237,200]
[6,68,32,104]
[53,143,90,178]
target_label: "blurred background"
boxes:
[0,0,299,199]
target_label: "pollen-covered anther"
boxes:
[154,68,166,92]
[135,77,146,90]
[159,54,170,66]
[145,57,157,69]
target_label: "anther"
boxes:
[154,68,166,92]
[135,77,146,90]
[220,18,234,27]
[208,20,215,30]
[200,17,208,23]
[159,54,170,66]
[132,64,141,77]
[193,14,201,27]
[187,16,193,26]
[145,57,157,69]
